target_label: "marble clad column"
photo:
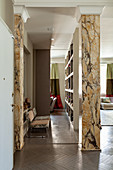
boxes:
[80,11,103,150]
[14,14,24,150]
[14,6,30,151]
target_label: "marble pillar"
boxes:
[14,15,24,150]
[81,15,101,150]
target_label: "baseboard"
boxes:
[53,109,65,112]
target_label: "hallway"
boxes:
[14,113,113,170]
[1,1,113,169]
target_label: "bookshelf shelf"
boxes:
[65,72,73,80]
[65,55,73,70]
[65,99,73,111]
[65,89,73,93]
[65,42,74,123]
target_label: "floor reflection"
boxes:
[14,112,113,170]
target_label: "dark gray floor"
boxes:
[14,112,113,170]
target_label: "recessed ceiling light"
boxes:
[51,38,54,41]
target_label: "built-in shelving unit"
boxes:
[65,28,79,132]
[65,43,74,123]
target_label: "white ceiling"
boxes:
[25,7,78,58]
[15,1,113,59]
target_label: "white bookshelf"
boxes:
[65,28,79,133]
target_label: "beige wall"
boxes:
[0,0,14,32]
[36,50,50,115]
[24,29,34,107]
[33,50,37,108]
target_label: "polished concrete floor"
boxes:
[100,109,113,126]
[14,112,113,170]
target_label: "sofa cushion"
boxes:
[30,120,49,128]
[35,116,50,121]
[101,103,113,110]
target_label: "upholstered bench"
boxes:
[27,109,50,137]
[28,119,50,138]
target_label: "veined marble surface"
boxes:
[81,15,101,150]
[14,15,24,150]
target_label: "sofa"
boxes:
[100,97,113,110]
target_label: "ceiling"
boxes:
[22,5,113,59]
[14,0,113,7]
[25,7,78,58]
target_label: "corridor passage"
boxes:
[14,112,113,170]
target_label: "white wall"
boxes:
[0,1,14,169]
[51,57,65,63]
[0,0,14,32]
[0,18,14,170]
[101,11,113,58]
[24,29,34,107]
